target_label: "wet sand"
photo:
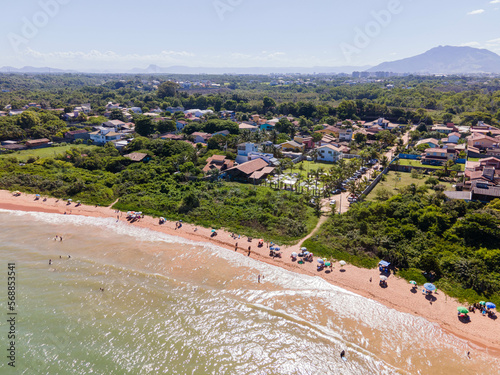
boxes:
[1,190,499,358]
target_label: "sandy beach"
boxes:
[1,189,499,357]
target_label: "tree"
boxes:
[17,111,40,130]
[157,81,178,99]
[312,132,323,144]
[263,96,276,112]
[110,109,125,121]
[354,132,366,144]
[134,116,153,136]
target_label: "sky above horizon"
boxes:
[1,0,500,71]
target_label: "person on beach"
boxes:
[340,350,345,359]
[370,277,372,283]
[248,246,251,256]
[467,351,470,359]
[49,259,52,265]
[258,274,261,283]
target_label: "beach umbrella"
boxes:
[68,199,72,202]
[300,247,307,251]
[486,302,496,309]
[259,239,263,242]
[317,259,324,264]
[211,229,216,233]
[270,246,276,250]
[303,251,310,256]
[457,307,469,314]
[380,275,388,281]
[423,283,436,292]
[339,260,347,266]
[35,194,41,197]
[325,261,331,267]
[275,247,280,251]
[409,280,417,285]
[479,301,486,306]
[291,252,298,257]
[77,200,81,203]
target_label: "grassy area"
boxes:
[367,171,455,201]
[467,157,481,162]
[397,158,465,171]
[288,160,335,179]
[0,144,97,162]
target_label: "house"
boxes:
[176,120,187,131]
[443,132,460,144]
[431,124,457,134]
[165,106,184,113]
[202,155,234,174]
[25,138,51,149]
[90,129,122,145]
[103,120,126,130]
[235,142,276,165]
[315,125,341,137]
[260,123,275,131]
[239,123,259,132]
[191,132,211,144]
[470,181,500,202]
[212,130,230,137]
[339,128,353,142]
[421,147,458,165]
[64,130,90,142]
[224,158,273,182]
[316,144,343,163]
[280,140,305,152]
[124,152,151,162]
[416,138,440,149]
[467,134,499,150]
[294,135,315,149]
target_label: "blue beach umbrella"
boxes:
[317,259,324,264]
[423,283,436,292]
[35,194,41,197]
[486,302,496,309]
[270,246,276,250]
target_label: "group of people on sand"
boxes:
[53,235,63,241]
[469,303,496,318]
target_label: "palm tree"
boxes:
[380,155,389,169]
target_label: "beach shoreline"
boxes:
[1,190,500,358]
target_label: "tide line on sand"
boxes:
[0,189,499,356]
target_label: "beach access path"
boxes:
[0,189,499,357]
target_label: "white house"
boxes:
[316,144,343,162]
[446,132,460,144]
[339,128,353,142]
[90,129,122,145]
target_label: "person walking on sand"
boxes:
[49,259,52,265]
[258,274,261,283]
[248,246,251,256]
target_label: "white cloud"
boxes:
[467,9,485,15]
[21,48,195,62]
[490,0,500,4]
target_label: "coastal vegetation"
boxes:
[303,190,500,306]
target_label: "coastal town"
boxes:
[1,72,500,373]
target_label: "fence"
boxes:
[360,165,389,197]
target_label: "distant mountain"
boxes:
[128,64,371,75]
[0,66,76,73]
[367,46,500,74]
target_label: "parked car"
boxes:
[329,200,336,205]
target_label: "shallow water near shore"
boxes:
[0,209,498,374]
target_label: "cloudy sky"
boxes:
[1,0,500,71]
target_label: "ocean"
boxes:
[0,209,498,375]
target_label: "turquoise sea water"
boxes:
[0,209,498,375]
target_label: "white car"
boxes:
[329,200,336,205]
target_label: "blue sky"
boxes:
[1,0,500,71]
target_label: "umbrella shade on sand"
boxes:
[339,260,347,266]
[35,194,41,197]
[409,280,417,285]
[486,302,496,309]
[423,283,436,292]
[300,247,307,251]
[380,275,388,281]
[457,307,469,314]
